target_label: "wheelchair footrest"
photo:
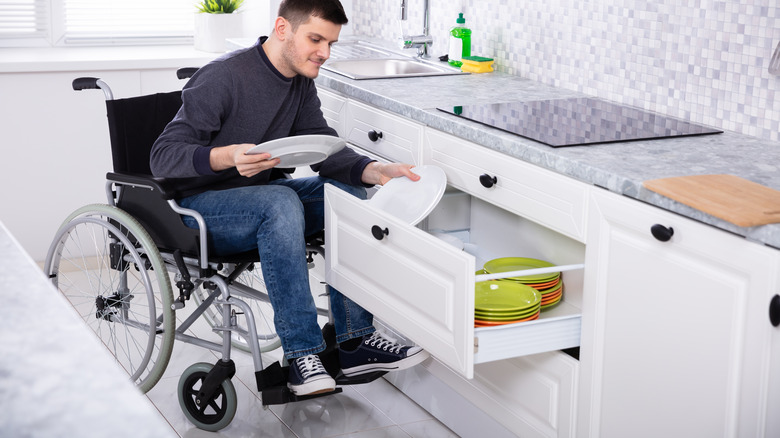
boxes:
[334,370,387,386]
[255,361,387,406]
[261,385,343,406]
[256,361,344,406]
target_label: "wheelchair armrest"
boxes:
[106,171,205,262]
[106,172,180,200]
[177,67,198,80]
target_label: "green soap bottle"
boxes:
[448,13,471,68]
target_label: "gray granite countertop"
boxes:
[315,46,780,250]
[0,222,176,438]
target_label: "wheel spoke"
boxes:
[44,205,174,393]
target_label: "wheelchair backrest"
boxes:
[105,91,183,175]
[104,90,206,258]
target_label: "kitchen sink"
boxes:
[322,57,467,80]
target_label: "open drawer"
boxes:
[324,184,582,379]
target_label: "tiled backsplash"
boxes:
[351,0,780,143]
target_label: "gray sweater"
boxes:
[150,37,372,198]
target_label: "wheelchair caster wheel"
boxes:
[178,362,237,431]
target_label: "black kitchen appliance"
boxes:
[437,97,722,147]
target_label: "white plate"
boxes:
[246,135,346,167]
[367,165,447,225]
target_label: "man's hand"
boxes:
[210,143,281,177]
[361,162,421,186]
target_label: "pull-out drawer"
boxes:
[324,184,582,379]
[344,100,422,165]
[425,129,588,242]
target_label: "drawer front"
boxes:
[472,352,579,437]
[316,87,346,137]
[425,129,588,242]
[345,100,422,165]
[324,184,476,378]
[400,351,579,437]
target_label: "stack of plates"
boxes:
[474,280,541,328]
[483,257,564,310]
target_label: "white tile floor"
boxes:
[143,285,460,438]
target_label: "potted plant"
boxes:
[194,0,245,53]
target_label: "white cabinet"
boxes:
[579,188,780,438]
[317,87,780,437]
[321,93,586,436]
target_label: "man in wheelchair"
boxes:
[150,0,429,397]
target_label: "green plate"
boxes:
[483,257,560,282]
[538,282,563,295]
[475,281,541,312]
[475,305,540,321]
[475,304,540,317]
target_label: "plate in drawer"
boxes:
[484,257,560,282]
[475,281,541,312]
[367,165,447,225]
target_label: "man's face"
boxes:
[280,16,341,79]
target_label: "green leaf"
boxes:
[195,0,244,14]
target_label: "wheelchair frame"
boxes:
[44,72,383,432]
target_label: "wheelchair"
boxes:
[43,68,385,431]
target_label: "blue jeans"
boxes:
[178,176,375,360]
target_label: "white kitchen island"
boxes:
[0,221,175,438]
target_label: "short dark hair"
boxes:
[278,0,348,31]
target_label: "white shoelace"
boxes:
[296,355,327,379]
[365,332,403,354]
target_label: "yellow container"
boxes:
[460,56,494,73]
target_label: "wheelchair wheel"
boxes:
[44,204,175,393]
[194,263,281,353]
[178,362,237,431]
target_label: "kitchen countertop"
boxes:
[0,222,176,438]
[313,46,780,249]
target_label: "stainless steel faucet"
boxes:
[400,0,433,58]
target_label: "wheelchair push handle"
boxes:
[72,77,99,91]
[177,67,198,80]
[72,68,196,101]
[72,77,113,100]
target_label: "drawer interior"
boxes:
[421,188,585,311]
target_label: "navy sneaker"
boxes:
[339,332,430,377]
[287,354,336,396]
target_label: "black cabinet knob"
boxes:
[479,174,498,188]
[650,224,674,242]
[371,225,389,241]
[770,295,780,327]
[368,130,383,142]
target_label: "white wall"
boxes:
[0,69,192,262]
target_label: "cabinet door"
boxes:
[580,188,780,438]
[344,100,422,165]
[324,184,477,377]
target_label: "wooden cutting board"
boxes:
[643,174,780,227]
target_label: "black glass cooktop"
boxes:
[437,97,722,147]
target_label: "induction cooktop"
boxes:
[437,97,722,147]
